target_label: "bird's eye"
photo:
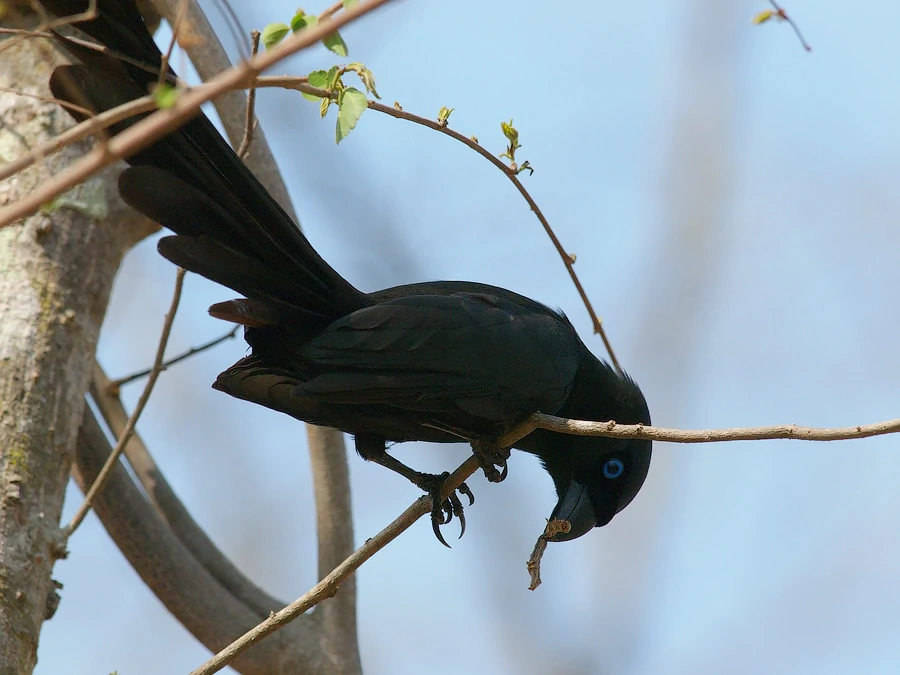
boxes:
[603,458,624,479]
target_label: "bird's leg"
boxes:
[354,434,474,547]
[421,421,512,484]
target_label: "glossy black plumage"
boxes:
[45,0,652,544]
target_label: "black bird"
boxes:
[44,0,652,545]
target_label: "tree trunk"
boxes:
[0,13,156,672]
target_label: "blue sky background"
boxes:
[35,0,900,673]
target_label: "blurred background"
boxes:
[35,0,900,673]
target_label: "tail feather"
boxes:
[157,235,335,325]
[120,167,344,320]
[45,0,370,329]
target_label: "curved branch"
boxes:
[73,407,324,675]
[89,363,284,617]
[257,75,622,371]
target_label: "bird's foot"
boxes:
[419,421,511,484]
[471,439,511,484]
[416,472,474,548]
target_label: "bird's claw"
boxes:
[420,472,473,547]
[472,439,511,484]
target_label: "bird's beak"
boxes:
[547,480,598,542]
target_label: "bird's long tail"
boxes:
[43,0,369,330]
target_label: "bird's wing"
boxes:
[295,292,582,422]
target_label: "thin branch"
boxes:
[32,0,98,30]
[498,412,900,447]
[236,30,260,160]
[0,86,98,123]
[65,267,186,536]
[527,519,571,591]
[4,25,178,80]
[256,76,622,372]
[0,27,52,39]
[188,454,481,675]
[157,0,189,88]
[107,325,240,391]
[0,0,396,229]
[368,101,621,361]
[767,0,812,52]
[0,0,99,56]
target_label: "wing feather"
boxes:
[295,293,581,422]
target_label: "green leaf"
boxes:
[152,83,179,109]
[261,22,290,50]
[291,11,318,32]
[303,68,326,101]
[751,9,775,24]
[342,0,358,7]
[304,66,341,103]
[323,31,349,57]
[335,87,367,143]
[307,69,331,89]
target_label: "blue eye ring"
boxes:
[603,458,624,479]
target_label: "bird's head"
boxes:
[532,356,652,542]
[545,435,652,541]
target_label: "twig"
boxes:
[766,1,812,52]
[0,0,98,55]
[65,268,186,536]
[157,0,190,88]
[527,519,571,591]
[106,325,240,392]
[0,86,98,123]
[188,454,481,675]
[3,25,177,80]
[236,30,260,160]
[0,0,396,229]
[499,412,900,446]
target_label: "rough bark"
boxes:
[0,13,157,674]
